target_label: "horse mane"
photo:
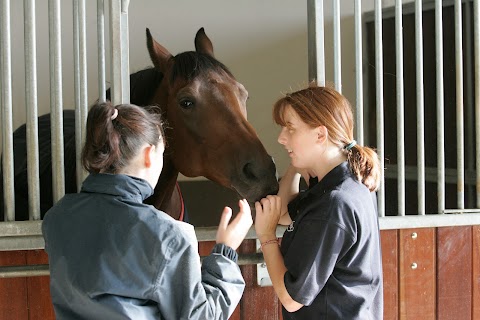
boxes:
[170,51,233,82]
[105,52,233,107]
[105,67,164,107]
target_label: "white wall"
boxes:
[5,0,400,178]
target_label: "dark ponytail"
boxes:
[346,145,380,192]
[81,101,165,174]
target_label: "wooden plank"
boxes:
[437,226,472,320]
[399,228,436,319]
[238,239,281,320]
[25,250,55,320]
[473,226,480,319]
[0,251,28,320]
[380,229,398,320]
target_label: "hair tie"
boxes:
[344,140,356,151]
[111,108,118,120]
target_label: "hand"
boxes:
[254,195,282,242]
[216,199,253,250]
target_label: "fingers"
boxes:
[218,206,232,231]
[238,199,251,217]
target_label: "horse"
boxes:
[0,27,279,222]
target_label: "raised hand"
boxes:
[216,199,253,250]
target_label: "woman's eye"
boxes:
[179,99,194,109]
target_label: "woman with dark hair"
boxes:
[254,84,383,319]
[42,101,252,320]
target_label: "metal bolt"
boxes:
[411,262,418,269]
[411,232,418,239]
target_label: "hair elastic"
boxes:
[344,140,357,151]
[260,238,279,252]
[111,108,118,120]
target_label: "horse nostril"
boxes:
[242,162,257,181]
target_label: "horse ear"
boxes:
[194,27,215,57]
[146,28,172,73]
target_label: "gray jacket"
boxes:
[42,173,245,320]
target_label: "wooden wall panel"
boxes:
[473,226,480,319]
[437,226,472,320]
[0,251,28,320]
[25,250,55,320]
[238,239,281,320]
[381,229,398,320]
[399,228,436,319]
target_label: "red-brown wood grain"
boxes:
[381,229,399,320]
[437,226,472,320]
[473,226,480,319]
[399,228,436,319]
[0,251,29,320]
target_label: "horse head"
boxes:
[144,28,279,219]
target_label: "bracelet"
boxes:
[260,238,279,252]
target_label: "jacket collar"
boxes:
[81,173,154,202]
[309,161,352,195]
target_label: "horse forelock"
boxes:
[170,51,233,83]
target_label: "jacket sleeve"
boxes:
[151,224,245,320]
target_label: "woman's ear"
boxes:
[316,126,328,143]
[143,145,155,168]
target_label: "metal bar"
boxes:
[0,0,15,221]
[24,0,41,221]
[97,0,106,103]
[415,0,426,215]
[307,0,325,85]
[76,0,88,189]
[354,0,364,145]
[436,0,446,213]
[375,0,385,217]
[73,0,81,190]
[475,0,480,208]
[384,164,477,185]
[109,0,130,105]
[3,211,480,278]
[395,0,405,216]
[455,0,465,209]
[379,212,480,230]
[0,265,50,278]
[0,252,266,279]
[333,0,341,92]
[49,0,65,203]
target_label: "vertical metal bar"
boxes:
[475,0,480,208]
[333,0,341,92]
[74,0,88,190]
[415,0,426,215]
[354,0,364,146]
[48,0,65,203]
[97,0,106,103]
[0,0,15,221]
[455,0,465,209]
[73,0,81,190]
[395,0,405,216]
[375,0,385,217]
[436,0,445,213]
[24,0,41,220]
[307,0,325,86]
[109,0,130,105]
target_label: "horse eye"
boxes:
[179,99,194,109]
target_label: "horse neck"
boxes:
[147,156,183,220]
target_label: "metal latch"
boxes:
[256,239,272,286]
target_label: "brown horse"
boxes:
[1,27,279,221]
